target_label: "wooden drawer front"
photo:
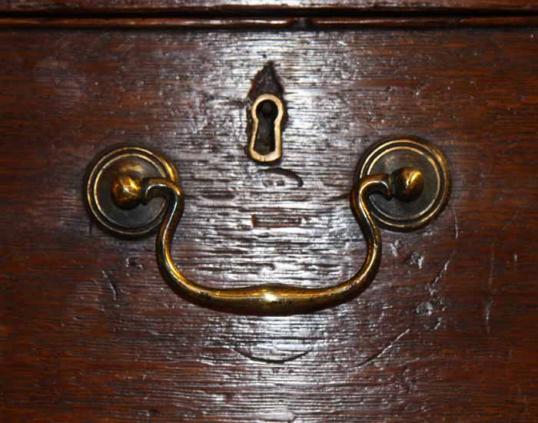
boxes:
[1,28,537,421]
[1,0,536,12]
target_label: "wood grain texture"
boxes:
[0,27,537,422]
[1,16,538,29]
[0,0,537,14]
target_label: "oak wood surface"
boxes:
[1,27,537,422]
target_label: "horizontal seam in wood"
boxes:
[0,15,537,29]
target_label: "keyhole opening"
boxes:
[253,99,279,156]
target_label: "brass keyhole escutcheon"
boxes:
[247,94,284,163]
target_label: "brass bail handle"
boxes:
[85,138,450,315]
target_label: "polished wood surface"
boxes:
[1,0,537,13]
[2,15,538,29]
[1,26,537,421]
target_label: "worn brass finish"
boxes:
[356,138,451,231]
[111,174,144,210]
[85,146,178,237]
[86,139,450,315]
[247,94,284,163]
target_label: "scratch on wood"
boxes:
[488,244,495,290]
[452,205,459,240]
[427,252,454,296]
[425,206,459,298]
[483,211,520,333]
[406,251,424,269]
[484,244,496,334]
[232,347,310,364]
[102,270,119,302]
[356,328,410,368]
[484,298,494,334]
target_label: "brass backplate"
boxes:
[356,138,451,231]
[85,146,178,237]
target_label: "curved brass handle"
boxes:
[86,139,450,315]
[135,172,391,315]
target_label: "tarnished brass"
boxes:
[85,146,178,237]
[85,139,450,315]
[247,94,284,163]
[356,138,451,231]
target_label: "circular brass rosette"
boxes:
[356,138,451,231]
[85,146,178,237]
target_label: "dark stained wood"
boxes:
[0,17,298,29]
[312,15,538,27]
[1,15,538,29]
[1,27,537,422]
[1,0,538,14]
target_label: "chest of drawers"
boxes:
[1,1,537,421]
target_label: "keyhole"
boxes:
[247,94,284,163]
[253,99,279,156]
